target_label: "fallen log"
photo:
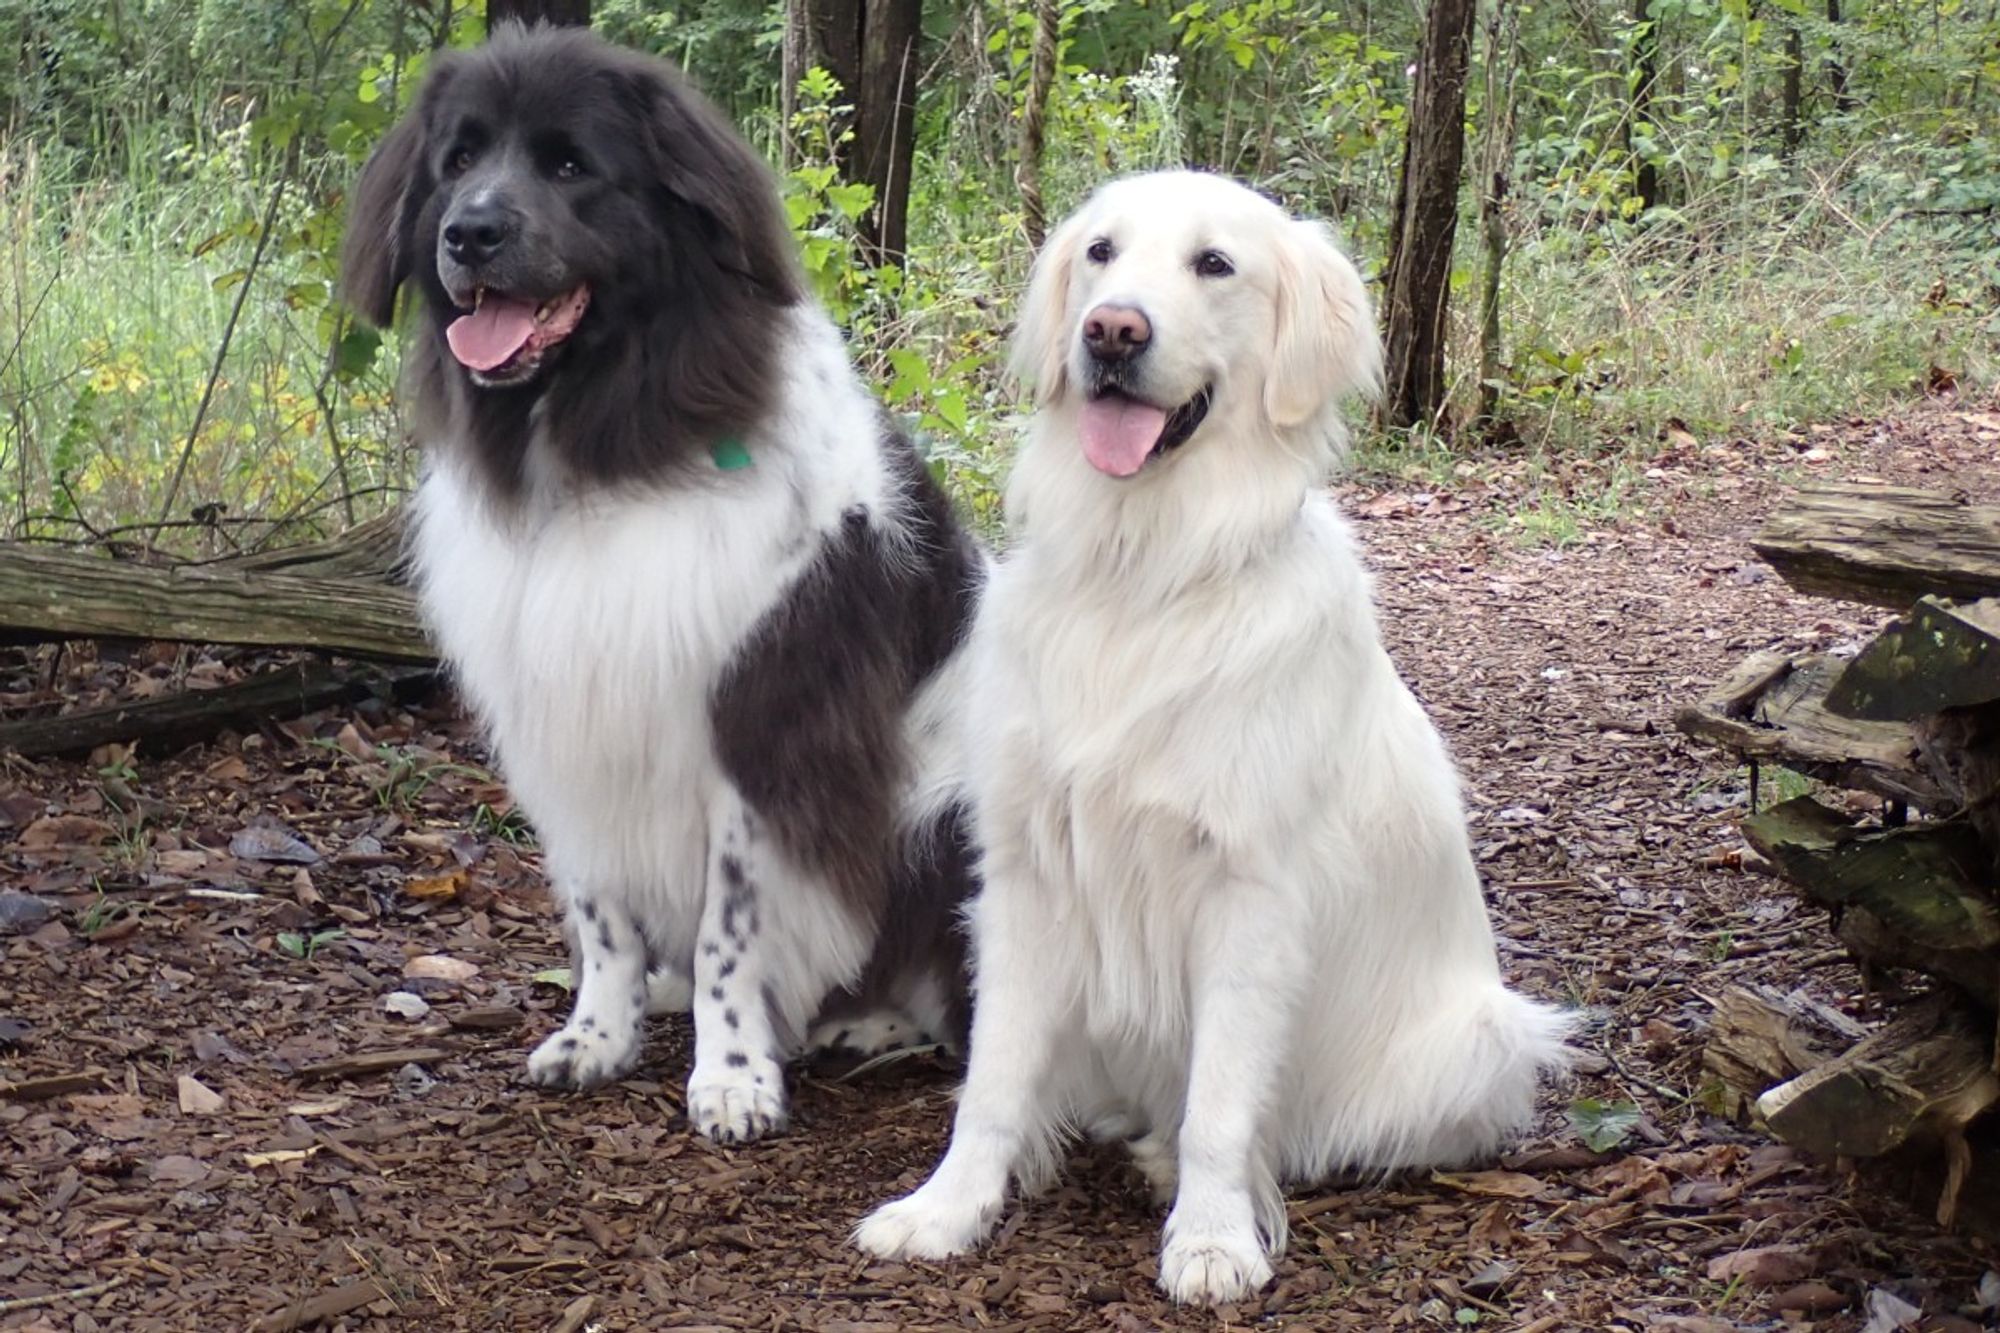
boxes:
[0,544,430,663]
[0,660,436,759]
[221,508,410,582]
[1742,795,2000,1009]
[1826,596,2000,720]
[1706,986,2000,1235]
[1752,482,2000,609]
[1674,653,1950,810]
[1757,997,1998,1225]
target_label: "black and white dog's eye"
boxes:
[447,147,476,176]
[554,157,585,180]
[1085,238,1113,264]
[1194,249,1234,278]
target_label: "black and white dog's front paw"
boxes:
[526,1021,641,1089]
[686,1056,788,1143]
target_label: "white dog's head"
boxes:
[1012,171,1380,480]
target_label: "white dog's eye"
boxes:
[1086,238,1113,264]
[1194,249,1234,278]
[555,156,586,180]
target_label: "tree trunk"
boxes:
[1381,0,1477,431]
[487,0,589,34]
[1781,20,1805,156]
[784,0,923,266]
[1016,0,1059,249]
[1628,0,1660,210]
[1475,4,1518,428]
[1826,0,1855,112]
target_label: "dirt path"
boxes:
[4,407,1998,1331]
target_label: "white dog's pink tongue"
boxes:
[446,297,538,371]
[1079,395,1167,477]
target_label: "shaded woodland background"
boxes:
[1,0,1995,552]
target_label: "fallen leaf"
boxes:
[403,867,466,901]
[1770,1281,1851,1313]
[152,849,209,878]
[1431,1169,1551,1200]
[403,954,478,983]
[335,722,374,760]
[244,1146,320,1169]
[148,1153,209,1186]
[1707,1244,1817,1288]
[176,1074,226,1115]
[18,814,117,850]
[1859,1287,1922,1333]
[1568,1097,1642,1152]
[229,821,321,865]
[204,754,251,783]
[284,1097,351,1116]
[531,967,574,993]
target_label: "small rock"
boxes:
[0,1016,31,1048]
[393,1063,437,1097]
[0,891,52,934]
[381,991,431,1021]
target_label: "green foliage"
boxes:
[1568,1096,1644,1151]
[1,0,1995,551]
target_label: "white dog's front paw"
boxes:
[526,1021,641,1089]
[687,1060,788,1143]
[1158,1226,1273,1306]
[853,1183,1000,1261]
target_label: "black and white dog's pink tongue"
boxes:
[1080,395,1168,478]
[446,297,538,371]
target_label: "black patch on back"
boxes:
[711,429,981,930]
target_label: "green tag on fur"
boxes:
[710,437,752,471]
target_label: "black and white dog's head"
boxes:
[340,23,801,498]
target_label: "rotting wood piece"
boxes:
[221,508,410,583]
[0,660,435,759]
[1674,653,1950,810]
[1826,596,2000,720]
[1703,984,1864,1121]
[1742,795,2000,1010]
[1756,996,1999,1225]
[0,543,430,663]
[1752,482,2000,609]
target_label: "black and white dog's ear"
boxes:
[1010,207,1090,407]
[632,65,801,304]
[339,107,432,329]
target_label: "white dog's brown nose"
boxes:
[1082,304,1151,362]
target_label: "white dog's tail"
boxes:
[1281,982,1575,1183]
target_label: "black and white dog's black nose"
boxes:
[1082,303,1152,363]
[442,200,516,267]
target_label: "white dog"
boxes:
[854,171,1571,1305]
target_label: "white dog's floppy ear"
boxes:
[1265,219,1383,429]
[1009,209,1089,406]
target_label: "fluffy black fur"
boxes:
[339,22,800,501]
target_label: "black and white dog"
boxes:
[340,24,981,1142]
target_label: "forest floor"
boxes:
[4,403,2000,1333]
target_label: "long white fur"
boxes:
[854,171,1571,1303]
[412,301,955,1140]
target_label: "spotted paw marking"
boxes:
[686,1060,788,1143]
[1158,1228,1273,1306]
[852,1184,999,1261]
[525,1023,640,1090]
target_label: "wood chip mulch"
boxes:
[4,404,2000,1331]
